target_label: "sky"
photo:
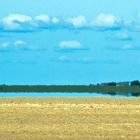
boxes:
[0,0,140,85]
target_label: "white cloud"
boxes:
[122,44,135,50]
[0,13,126,32]
[58,55,67,61]
[59,40,82,49]
[52,17,59,24]
[14,40,42,51]
[107,43,140,51]
[14,40,26,46]
[115,32,130,39]
[138,12,140,19]
[35,15,60,28]
[92,13,121,29]
[0,42,10,48]
[110,32,132,41]
[0,40,46,51]
[65,16,86,28]
[35,15,50,23]
[2,14,32,30]
[58,55,95,63]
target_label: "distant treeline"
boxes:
[0,80,140,94]
[97,80,140,86]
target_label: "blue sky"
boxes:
[0,0,140,85]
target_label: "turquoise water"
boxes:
[0,92,133,98]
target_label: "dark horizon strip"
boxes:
[0,85,140,94]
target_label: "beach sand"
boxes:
[0,97,140,140]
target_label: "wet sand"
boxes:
[0,97,140,140]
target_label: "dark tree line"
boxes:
[96,80,140,86]
[130,80,140,86]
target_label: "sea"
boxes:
[0,92,137,98]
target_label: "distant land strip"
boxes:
[0,85,140,94]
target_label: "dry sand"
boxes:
[0,97,140,140]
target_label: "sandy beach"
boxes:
[0,97,140,140]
